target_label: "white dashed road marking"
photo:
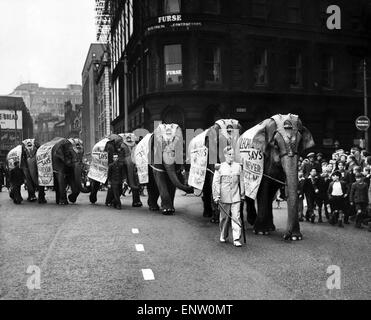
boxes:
[135,244,145,252]
[132,228,139,234]
[141,269,155,280]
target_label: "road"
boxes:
[0,188,370,300]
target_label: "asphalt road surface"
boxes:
[0,188,370,300]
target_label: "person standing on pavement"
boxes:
[350,173,369,228]
[107,153,126,209]
[9,161,25,204]
[302,152,321,178]
[328,171,347,227]
[212,146,245,247]
[0,163,5,192]
[303,168,321,223]
[298,170,306,222]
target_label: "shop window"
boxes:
[322,55,334,89]
[289,52,303,88]
[254,49,268,86]
[164,0,181,14]
[204,47,221,83]
[164,44,182,85]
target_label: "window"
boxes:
[322,55,334,89]
[252,0,266,18]
[164,0,181,14]
[289,52,303,88]
[287,0,301,23]
[203,0,220,14]
[164,44,182,85]
[352,58,363,90]
[254,49,268,85]
[204,47,221,83]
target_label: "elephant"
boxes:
[6,139,46,203]
[236,114,315,241]
[134,123,193,215]
[88,133,142,207]
[36,137,90,205]
[187,119,242,220]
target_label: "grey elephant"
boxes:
[134,123,193,215]
[236,114,315,241]
[88,133,142,207]
[6,139,46,203]
[36,137,90,205]
[187,119,242,220]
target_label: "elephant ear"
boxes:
[298,125,315,152]
[250,119,274,154]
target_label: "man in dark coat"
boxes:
[107,153,126,209]
[9,161,25,204]
[328,171,348,227]
[302,152,321,178]
[304,168,321,223]
[350,173,369,228]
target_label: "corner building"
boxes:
[109,0,371,153]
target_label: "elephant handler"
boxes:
[107,153,127,209]
[212,146,245,247]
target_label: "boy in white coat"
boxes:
[212,146,245,247]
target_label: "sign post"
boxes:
[355,115,370,151]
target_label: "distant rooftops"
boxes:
[13,83,82,92]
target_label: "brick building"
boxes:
[106,0,371,153]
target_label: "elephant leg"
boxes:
[168,182,176,214]
[38,186,47,204]
[24,170,36,201]
[254,179,278,235]
[89,180,100,204]
[245,197,257,226]
[147,168,160,211]
[56,172,68,205]
[201,171,213,218]
[152,170,174,213]
[68,179,79,204]
[131,189,142,207]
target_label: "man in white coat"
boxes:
[212,146,245,247]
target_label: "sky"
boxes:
[0,0,97,95]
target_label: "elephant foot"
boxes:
[162,208,174,215]
[59,200,68,205]
[267,224,276,232]
[149,206,160,211]
[132,202,143,207]
[283,231,303,241]
[203,210,213,218]
[38,198,47,204]
[254,230,270,235]
[68,194,77,203]
[89,195,97,204]
[27,196,37,202]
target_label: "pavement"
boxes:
[0,188,370,300]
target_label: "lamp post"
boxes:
[364,58,368,151]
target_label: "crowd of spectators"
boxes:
[296,146,371,231]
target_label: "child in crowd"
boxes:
[350,173,369,228]
[298,170,305,221]
[328,171,347,227]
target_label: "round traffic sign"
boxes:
[355,116,370,131]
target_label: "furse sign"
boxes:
[0,110,23,129]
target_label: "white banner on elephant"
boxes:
[7,145,22,170]
[36,142,55,186]
[237,123,265,200]
[187,130,209,190]
[134,133,152,184]
[188,146,208,190]
[88,138,109,184]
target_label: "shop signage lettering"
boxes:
[158,14,182,23]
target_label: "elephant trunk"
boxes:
[163,164,193,193]
[124,158,140,190]
[74,162,90,193]
[281,155,300,232]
